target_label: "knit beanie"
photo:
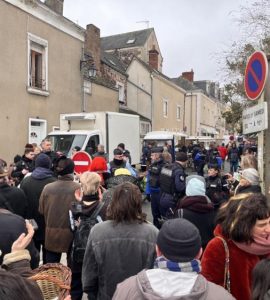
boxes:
[186,175,206,196]
[175,152,188,162]
[90,157,107,172]
[157,218,202,262]
[35,153,51,169]
[56,156,74,175]
[241,168,260,185]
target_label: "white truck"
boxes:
[47,112,140,164]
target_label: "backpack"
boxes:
[159,163,180,195]
[71,202,104,263]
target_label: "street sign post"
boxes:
[72,151,92,174]
[244,51,268,100]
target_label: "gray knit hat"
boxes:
[157,218,202,262]
[241,168,260,185]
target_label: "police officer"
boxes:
[146,147,165,229]
[205,163,230,209]
[159,152,188,220]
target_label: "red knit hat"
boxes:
[90,157,107,172]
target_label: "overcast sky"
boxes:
[63,0,253,83]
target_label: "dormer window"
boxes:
[126,38,135,44]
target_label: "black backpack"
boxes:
[71,202,104,263]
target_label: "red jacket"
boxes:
[201,225,261,300]
[217,146,227,160]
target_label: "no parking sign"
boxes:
[244,51,268,100]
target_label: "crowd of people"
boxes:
[0,137,269,300]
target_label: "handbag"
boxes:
[216,236,231,292]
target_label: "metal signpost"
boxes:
[244,51,268,194]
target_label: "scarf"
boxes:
[32,167,53,180]
[180,196,214,213]
[82,194,99,202]
[233,234,270,256]
[154,256,201,273]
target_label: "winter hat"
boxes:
[186,175,206,196]
[157,218,202,262]
[56,156,75,175]
[175,152,188,162]
[241,168,260,185]
[35,153,51,169]
[90,157,107,172]
[114,168,131,176]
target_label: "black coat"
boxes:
[20,172,56,241]
[0,209,39,268]
[11,155,35,182]
[0,183,28,218]
[175,195,216,249]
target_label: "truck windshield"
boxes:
[48,134,87,157]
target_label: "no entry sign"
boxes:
[244,51,268,100]
[72,151,92,173]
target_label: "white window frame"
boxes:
[83,80,92,95]
[163,99,168,118]
[27,33,49,96]
[117,82,125,103]
[176,105,181,120]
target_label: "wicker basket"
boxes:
[29,263,71,300]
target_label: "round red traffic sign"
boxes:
[72,151,92,174]
[244,51,268,100]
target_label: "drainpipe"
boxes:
[81,45,85,112]
[150,72,154,130]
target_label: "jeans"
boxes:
[230,161,238,173]
[150,191,161,229]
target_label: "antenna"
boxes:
[136,20,150,29]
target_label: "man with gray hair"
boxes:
[92,144,108,162]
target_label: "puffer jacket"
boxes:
[113,270,235,300]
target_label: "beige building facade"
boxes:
[0,0,118,162]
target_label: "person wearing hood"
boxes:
[113,218,235,300]
[20,153,56,264]
[39,156,80,263]
[175,175,216,249]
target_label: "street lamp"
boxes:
[80,53,97,78]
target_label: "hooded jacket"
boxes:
[112,269,235,300]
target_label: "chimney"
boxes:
[182,69,194,82]
[148,46,159,70]
[85,24,101,74]
[44,0,64,15]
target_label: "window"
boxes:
[83,80,92,94]
[85,135,100,156]
[27,33,49,96]
[177,105,181,120]
[163,99,168,117]
[117,82,125,104]
[126,38,135,44]
[141,122,150,135]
